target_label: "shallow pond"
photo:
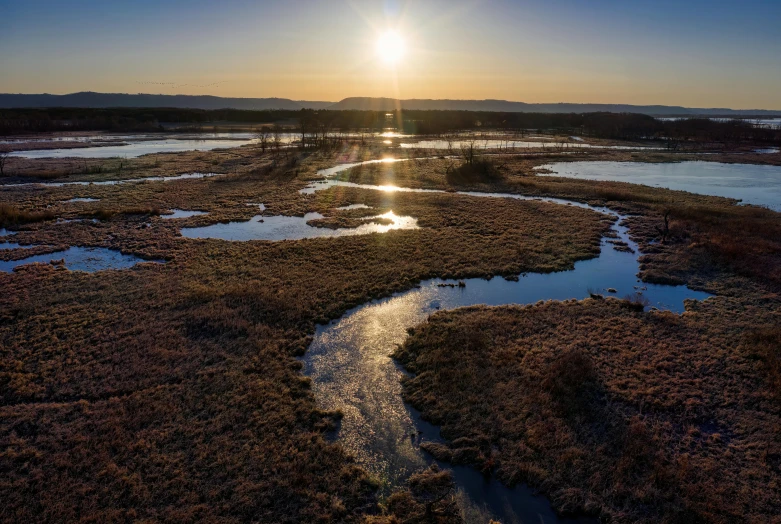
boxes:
[162,209,209,219]
[295,160,713,522]
[180,210,418,241]
[538,161,781,211]
[65,197,100,203]
[336,204,371,210]
[0,247,160,273]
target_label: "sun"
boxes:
[376,30,406,65]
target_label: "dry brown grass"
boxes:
[365,466,461,523]
[395,297,781,523]
[0,204,55,228]
[745,328,781,397]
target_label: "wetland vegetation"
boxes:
[1,118,779,523]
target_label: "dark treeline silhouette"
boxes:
[1,107,778,146]
[402,111,781,145]
[0,107,296,134]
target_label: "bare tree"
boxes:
[460,139,478,165]
[256,126,272,155]
[0,151,9,177]
[445,134,455,156]
[655,209,671,243]
[272,124,283,156]
[298,111,314,150]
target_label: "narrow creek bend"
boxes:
[299,160,713,523]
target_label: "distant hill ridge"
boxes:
[0,92,333,111]
[1,92,779,116]
[328,97,781,116]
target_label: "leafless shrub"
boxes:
[0,203,55,227]
[256,126,272,154]
[621,292,650,311]
[0,151,9,177]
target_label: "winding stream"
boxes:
[298,160,712,522]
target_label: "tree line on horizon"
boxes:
[1,107,778,146]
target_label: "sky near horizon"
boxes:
[2,0,781,109]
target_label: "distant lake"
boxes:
[538,161,781,211]
[656,117,781,128]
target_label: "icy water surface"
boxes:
[162,209,209,219]
[293,159,713,522]
[180,210,418,241]
[538,161,781,211]
[9,133,257,158]
[0,247,161,273]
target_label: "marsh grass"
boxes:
[2,143,780,522]
[0,204,55,227]
[444,158,503,185]
[89,206,161,221]
[396,298,781,522]
[745,328,781,396]
[368,466,461,523]
[0,147,609,522]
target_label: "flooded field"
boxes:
[538,161,781,210]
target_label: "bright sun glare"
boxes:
[376,30,405,65]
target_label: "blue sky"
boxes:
[2,0,780,108]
